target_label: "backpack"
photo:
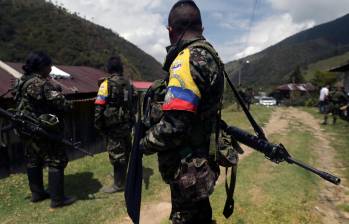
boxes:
[103,76,134,127]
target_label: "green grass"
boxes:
[211,125,321,224]
[302,107,349,181]
[222,104,274,130]
[0,105,273,224]
[0,152,166,224]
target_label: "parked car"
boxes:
[259,97,277,106]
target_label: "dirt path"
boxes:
[283,107,349,223]
[120,107,349,224]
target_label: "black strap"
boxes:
[223,70,267,140]
[223,165,237,218]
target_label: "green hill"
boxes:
[0,0,164,80]
[225,14,349,87]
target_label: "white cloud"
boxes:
[233,13,314,59]
[268,0,349,24]
[53,0,169,62]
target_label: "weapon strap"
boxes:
[223,165,237,218]
[223,70,267,140]
[187,41,239,218]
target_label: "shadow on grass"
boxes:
[64,172,102,200]
[143,166,154,190]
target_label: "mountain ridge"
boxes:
[0,0,164,80]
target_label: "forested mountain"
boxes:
[225,14,349,87]
[0,0,164,80]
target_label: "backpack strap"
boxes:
[16,76,41,111]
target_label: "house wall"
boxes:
[0,99,104,178]
[344,72,349,93]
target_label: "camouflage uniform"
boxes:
[14,74,71,169]
[141,38,224,224]
[323,88,348,124]
[95,73,135,191]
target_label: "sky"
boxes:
[52,0,349,63]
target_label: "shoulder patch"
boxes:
[95,80,108,105]
[162,48,201,112]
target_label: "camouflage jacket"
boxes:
[329,90,348,107]
[141,37,224,182]
[14,74,71,117]
[94,74,135,135]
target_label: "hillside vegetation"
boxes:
[0,0,164,80]
[226,14,349,87]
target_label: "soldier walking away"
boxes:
[95,56,135,193]
[13,51,76,208]
[322,85,348,125]
[140,1,224,223]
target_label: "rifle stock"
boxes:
[223,123,341,185]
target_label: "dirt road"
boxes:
[120,107,349,224]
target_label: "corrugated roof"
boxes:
[276,83,316,92]
[329,62,349,73]
[0,62,153,98]
[0,66,16,98]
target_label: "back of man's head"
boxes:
[168,0,202,33]
[107,56,123,75]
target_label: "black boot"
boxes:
[27,167,50,202]
[49,167,77,208]
[101,163,126,193]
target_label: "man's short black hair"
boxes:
[168,0,202,33]
[107,55,123,75]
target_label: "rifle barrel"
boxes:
[224,125,341,185]
[285,157,340,185]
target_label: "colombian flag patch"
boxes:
[162,48,201,112]
[95,79,108,105]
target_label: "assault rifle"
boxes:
[0,107,93,157]
[222,70,340,185]
[221,122,341,185]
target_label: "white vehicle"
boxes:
[259,97,277,106]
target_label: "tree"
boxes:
[289,66,305,83]
[311,70,337,87]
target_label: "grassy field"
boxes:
[2,105,348,224]
[211,125,321,224]
[0,105,273,224]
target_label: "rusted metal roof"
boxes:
[0,67,15,98]
[276,83,316,92]
[329,62,349,73]
[0,62,154,99]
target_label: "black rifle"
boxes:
[0,107,93,157]
[125,92,144,224]
[221,122,341,185]
[221,70,340,218]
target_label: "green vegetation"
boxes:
[0,153,166,224]
[0,105,273,224]
[3,106,348,223]
[0,0,164,80]
[226,14,349,87]
[303,51,349,82]
[212,128,320,224]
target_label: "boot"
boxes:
[49,167,77,208]
[27,167,50,202]
[101,163,126,193]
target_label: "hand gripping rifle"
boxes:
[0,107,93,157]
[222,70,340,185]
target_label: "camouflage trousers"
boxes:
[105,133,131,166]
[25,140,68,169]
[169,183,213,224]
